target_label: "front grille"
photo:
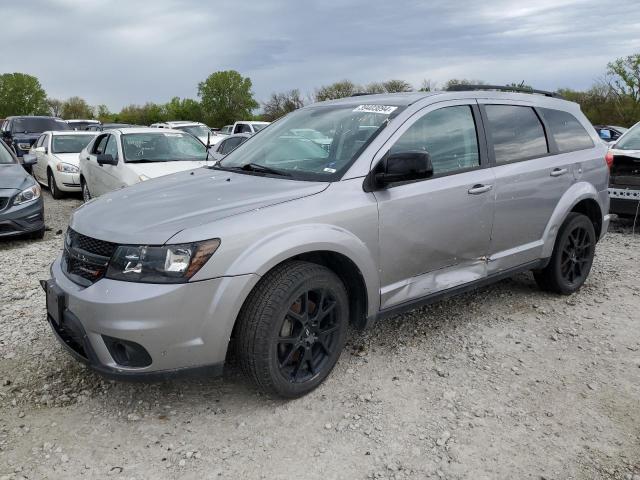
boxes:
[63,229,118,285]
[0,197,9,211]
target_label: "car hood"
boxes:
[0,164,32,190]
[70,167,329,244]
[126,160,209,178]
[54,153,81,166]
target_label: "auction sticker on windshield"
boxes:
[353,105,398,115]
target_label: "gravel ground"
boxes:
[1,191,639,480]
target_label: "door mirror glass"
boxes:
[97,153,118,165]
[374,150,433,187]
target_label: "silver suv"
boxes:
[43,88,610,398]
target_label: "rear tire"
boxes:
[48,170,63,199]
[235,261,349,398]
[533,212,596,294]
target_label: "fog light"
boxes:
[102,336,152,367]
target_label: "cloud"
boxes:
[3,0,640,111]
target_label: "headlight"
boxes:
[138,174,150,182]
[105,239,220,283]
[17,143,31,151]
[57,163,79,173]
[13,184,41,205]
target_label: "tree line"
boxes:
[1,53,639,128]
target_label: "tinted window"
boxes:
[390,105,480,175]
[485,105,548,164]
[11,117,70,133]
[221,137,243,154]
[93,135,109,154]
[539,108,593,152]
[104,135,118,159]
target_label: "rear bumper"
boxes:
[0,197,44,237]
[608,187,640,216]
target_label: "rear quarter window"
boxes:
[538,108,594,153]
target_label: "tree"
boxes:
[198,70,259,127]
[165,97,203,122]
[507,81,533,91]
[418,79,437,92]
[442,78,486,90]
[0,73,49,117]
[61,96,94,119]
[605,53,640,124]
[365,82,387,94]
[118,102,167,125]
[314,80,361,102]
[47,98,64,117]
[95,104,114,123]
[382,79,413,93]
[262,89,304,121]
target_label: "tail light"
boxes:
[605,151,614,169]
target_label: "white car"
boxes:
[231,121,270,135]
[79,127,213,200]
[149,121,221,145]
[30,131,97,198]
[219,125,233,136]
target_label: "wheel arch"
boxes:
[541,182,604,258]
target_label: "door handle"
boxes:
[468,184,493,195]
[550,168,568,177]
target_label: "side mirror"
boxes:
[22,153,37,166]
[97,153,118,166]
[1,130,10,139]
[371,150,433,189]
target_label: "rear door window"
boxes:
[485,105,548,164]
[538,108,594,152]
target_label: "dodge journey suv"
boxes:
[43,88,610,398]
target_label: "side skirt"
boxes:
[369,259,546,325]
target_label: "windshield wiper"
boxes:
[238,163,291,176]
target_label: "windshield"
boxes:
[219,104,402,181]
[121,132,208,162]
[52,135,96,154]
[12,117,70,133]
[615,124,640,150]
[0,142,16,164]
[252,123,268,132]
[176,125,210,138]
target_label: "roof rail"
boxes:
[446,84,562,99]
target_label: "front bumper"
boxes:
[45,255,260,378]
[0,197,44,237]
[55,171,81,191]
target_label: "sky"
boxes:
[3,0,640,111]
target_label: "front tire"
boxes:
[81,178,91,202]
[533,212,596,294]
[235,261,349,398]
[48,170,63,199]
